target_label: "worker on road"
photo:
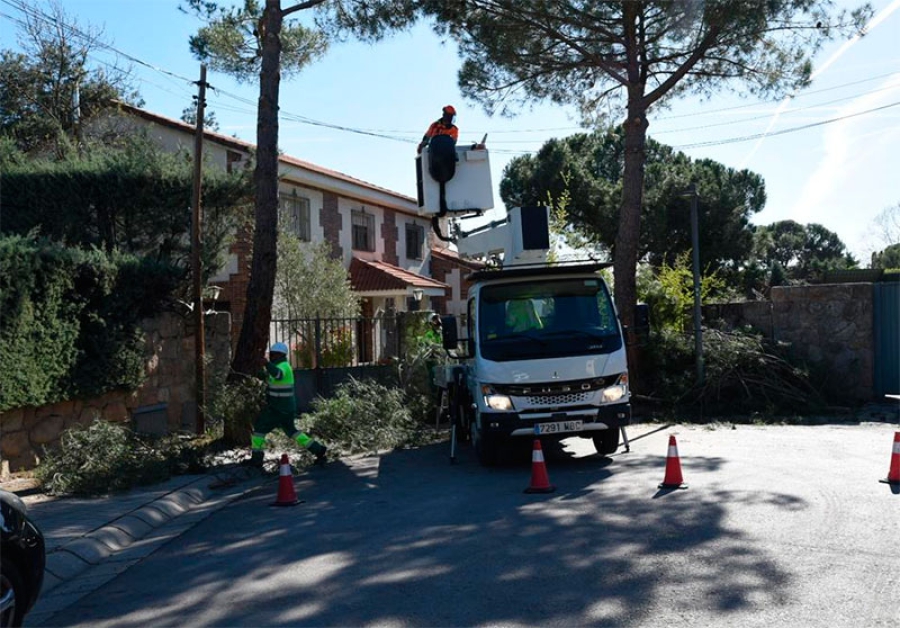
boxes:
[249,342,327,468]
[417,105,459,154]
[420,314,443,399]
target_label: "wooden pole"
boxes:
[191,64,208,435]
[687,183,704,385]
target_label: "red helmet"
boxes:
[442,105,456,116]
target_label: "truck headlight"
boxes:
[482,385,514,411]
[601,374,629,403]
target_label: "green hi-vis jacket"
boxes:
[265,358,296,415]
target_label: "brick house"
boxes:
[430,245,484,323]
[90,102,456,342]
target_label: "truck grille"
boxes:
[496,376,613,397]
[525,391,591,406]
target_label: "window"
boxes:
[279,193,311,241]
[226,150,243,174]
[352,209,375,251]
[405,223,425,260]
[478,278,622,362]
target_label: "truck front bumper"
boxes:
[479,403,631,438]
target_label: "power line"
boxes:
[672,100,900,149]
[655,70,900,120]
[653,83,900,136]
[0,0,196,84]
[3,0,898,154]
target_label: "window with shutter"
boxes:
[352,210,375,251]
[279,194,311,241]
[406,223,424,260]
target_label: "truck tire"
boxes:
[458,405,472,443]
[593,428,620,456]
[452,392,471,443]
[472,420,499,467]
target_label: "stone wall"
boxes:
[1,312,231,477]
[704,283,874,403]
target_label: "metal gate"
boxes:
[874,282,900,397]
[269,314,405,413]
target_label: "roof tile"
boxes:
[349,258,448,293]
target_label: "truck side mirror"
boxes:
[441,315,458,350]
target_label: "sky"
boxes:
[2,0,899,263]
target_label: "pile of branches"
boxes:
[645,327,825,415]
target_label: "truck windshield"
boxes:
[478,277,622,361]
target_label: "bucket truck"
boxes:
[416,140,631,466]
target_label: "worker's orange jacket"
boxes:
[422,120,459,143]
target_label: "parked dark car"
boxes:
[1,489,45,627]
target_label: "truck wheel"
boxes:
[452,398,470,443]
[460,404,474,443]
[472,426,499,467]
[593,428,620,456]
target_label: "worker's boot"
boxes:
[308,441,328,465]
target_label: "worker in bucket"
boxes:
[248,342,327,468]
[417,105,458,154]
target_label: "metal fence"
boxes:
[269,314,404,369]
[268,314,406,412]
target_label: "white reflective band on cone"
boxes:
[533,450,545,463]
[892,442,900,454]
[668,446,679,457]
[280,464,292,476]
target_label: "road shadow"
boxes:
[49,429,808,628]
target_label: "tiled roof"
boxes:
[431,246,485,270]
[111,101,417,205]
[349,258,449,293]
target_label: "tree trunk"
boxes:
[613,3,649,393]
[614,94,649,392]
[230,1,284,383]
[613,106,648,332]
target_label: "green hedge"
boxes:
[0,138,251,277]
[0,234,182,412]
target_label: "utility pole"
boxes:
[191,64,208,435]
[686,183,704,385]
[72,79,81,149]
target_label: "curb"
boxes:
[27,466,270,626]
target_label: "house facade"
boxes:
[90,103,456,345]
[430,245,484,323]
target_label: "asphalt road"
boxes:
[39,422,899,628]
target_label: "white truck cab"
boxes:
[439,259,631,465]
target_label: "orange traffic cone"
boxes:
[658,434,688,490]
[271,453,302,507]
[879,432,900,485]
[524,439,556,494]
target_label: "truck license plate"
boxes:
[536,420,583,434]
